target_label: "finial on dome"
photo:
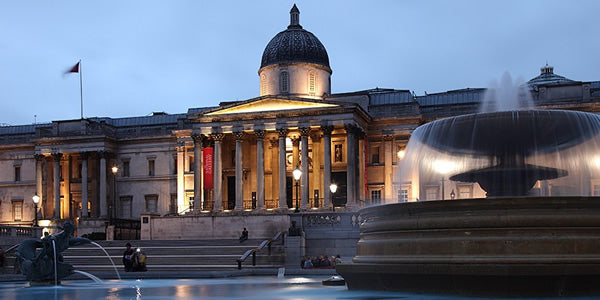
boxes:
[541,63,554,75]
[289,4,302,29]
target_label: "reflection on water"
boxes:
[0,276,594,300]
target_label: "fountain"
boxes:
[15,221,92,285]
[337,76,600,296]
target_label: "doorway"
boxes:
[227,176,236,210]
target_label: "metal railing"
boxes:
[236,231,285,270]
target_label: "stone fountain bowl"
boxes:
[413,110,600,156]
[336,197,600,297]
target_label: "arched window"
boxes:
[280,71,289,93]
[309,72,316,95]
[261,74,267,95]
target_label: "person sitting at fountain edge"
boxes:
[123,243,134,272]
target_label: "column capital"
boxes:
[269,137,279,147]
[299,127,310,137]
[52,152,62,161]
[212,132,225,142]
[79,152,89,160]
[277,127,288,138]
[98,150,109,159]
[383,135,394,141]
[233,131,245,141]
[34,154,45,161]
[291,136,300,146]
[254,129,266,139]
[191,133,204,144]
[321,125,334,136]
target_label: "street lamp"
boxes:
[329,183,337,211]
[32,194,40,227]
[293,165,302,213]
[450,189,456,200]
[111,165,119,223]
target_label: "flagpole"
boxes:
[79,59,83,119]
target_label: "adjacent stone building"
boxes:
[1,5,599,236]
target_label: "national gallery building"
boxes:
[1,5,599,234]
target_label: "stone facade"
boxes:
[0,5,599,238]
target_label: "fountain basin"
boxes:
[336,197,600,297]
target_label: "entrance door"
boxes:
[331,172,347,207]
[227,176,236,210]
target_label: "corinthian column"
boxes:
[321,125,333,209]
[80,152,89,218]
[255,129,265,209]
[52,153,62,219]
[345,124,357,207]
[34,154,44,217]
[212,132,224,211]
[192,133,204,211]
[234,130,244,211]
[99,151,107,218]
[277,127,288,209]
[300,127,310,209]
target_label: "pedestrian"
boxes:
[123,242,134,272]
[239,227,248,243]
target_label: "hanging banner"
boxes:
[203,147,214,189]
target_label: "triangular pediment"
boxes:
[205,98,339,116]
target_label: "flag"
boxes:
[64,62,79,74]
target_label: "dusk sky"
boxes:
[1,0,598,126]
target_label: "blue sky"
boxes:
[1,0,598,125]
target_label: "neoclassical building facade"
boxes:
[1,5,599,234]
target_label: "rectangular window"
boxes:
[12,200,23,221]
[371,147,380,164]
[398,189,408,202]
[425,187,439,201]
[122,161,130,177]
[189,155,194,172]
[170,194,178,214]
[172,155,177,175]
[120,196,132,218]
[145,195,158,213]
[371,190,381,204]
[309,72,316,94]
[14,166,21,182]
[148,159,155,176]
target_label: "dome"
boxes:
[528,64,575,87]
[260,5,330,71]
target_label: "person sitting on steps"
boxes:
[239,227,248,243]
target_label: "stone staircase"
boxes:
[1,238,286,274]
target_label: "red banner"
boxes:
[203,147,214,189]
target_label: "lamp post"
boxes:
[293,166,302,213]
[32,194,40,227]
[450,189,456,200]
[329,183,338,212]
[111,165,119,223]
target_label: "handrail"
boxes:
[236,231,285,270]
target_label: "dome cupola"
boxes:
[259,4,332,99]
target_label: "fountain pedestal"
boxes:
[337,197,600,297]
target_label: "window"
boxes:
[77,163,82,179]
[148,159,155,176]
[457,185,473,199]
[398,189,408,202]
[170,194,178,214]
[425,187,439,201]
[189,155,194,172]
[14,166,21,182]
[309,72,316,94]
[280,71,289,93]
[371,190,382,204]
[122,160,130,177]
[334,144,343,162]
[371,147,380,164]
[172,155,177,175]
[145,195,158,213]
[12,200,23,221]
[120,196,132,218]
